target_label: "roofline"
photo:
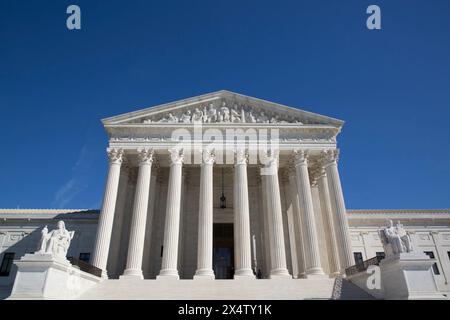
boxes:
[347,209,450,214]
[0,209,97,214]
[101,90,345,127]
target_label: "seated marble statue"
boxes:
[379,219,413,257]
[36,221,75,259]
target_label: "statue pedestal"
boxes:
[380,252,446,300]
[8,253,102,300]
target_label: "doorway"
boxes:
[213,223,234,279]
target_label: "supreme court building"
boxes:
[1,91,449,299]
[92,90,352,281]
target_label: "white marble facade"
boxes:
[1,91,450,297]
[87,91,354,281]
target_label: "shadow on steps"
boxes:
[331,277,377,300]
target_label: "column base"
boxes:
[234,268,256,279]
[120,268,144,279]
[305,267,325,277]
[157,269,179,280]
[269,268,292,279]
[100,269,109,279]
[193,269,215,280]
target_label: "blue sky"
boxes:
[0,0,449,210]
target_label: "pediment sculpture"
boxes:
[142,101,303,125]
[378,219,414,257]
[36,221,75,259]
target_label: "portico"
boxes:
[90,91,354,280]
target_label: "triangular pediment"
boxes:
[102,90,343,127]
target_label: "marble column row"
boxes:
[91,147,353,279]
[283,149,354,278]
[91,147,256,280]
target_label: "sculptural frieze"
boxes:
[140,100,309,125]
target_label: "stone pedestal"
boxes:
[380,252,446,300]
[8,253,101,300]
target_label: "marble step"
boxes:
[78,278,375,300]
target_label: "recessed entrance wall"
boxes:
[213,223,234,279]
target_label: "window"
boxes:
[0,252,15,277]
[376,252,385,260]
[424,251,440,275]
[447,251,450,260]
[79,253,90,263]
[354,252,364,265]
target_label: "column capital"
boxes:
[168,148,184,165]
[292,149,309,166]
[321,149,340,166]
[235,148,248,166]
[259,149,279,175]
[107,148,124,165]
[199,148,215,165]
[137,148,154,165]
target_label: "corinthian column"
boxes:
[91,148,124,278]
[287,169,307,278]
[261,152,291,278]
[317,166,341,276]
[157,148,184,279]
[233,149,255,279]
[194,149,215,279]
[323,149,353,270]
[293,150,324,276]
[122,149,154,278]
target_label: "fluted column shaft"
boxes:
[324,150,354,270]
[122,149,154,278]
[293,150,324,276]
[194,150,215,279]
[91,148,123,278]
[317,169,341,276]
[157,148,183,279]
[109,165,130,278]
[262,155,291,278]
[288,173,307,278]
[233,149,255,278]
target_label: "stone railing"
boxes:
[345,256,383,277]
[68,257,102,278]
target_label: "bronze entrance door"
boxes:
[213,223,234,279]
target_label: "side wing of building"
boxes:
[0,208,449,293]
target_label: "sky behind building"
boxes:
[0,0,449,210]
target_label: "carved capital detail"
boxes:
[168,148,184,165]
[200,148,215,165]
[234,148,248,166]
[293,149,309,166]
[107,148,124,165]
[261,149,279,167]
[137,148,154,165]
[322,149,340,166]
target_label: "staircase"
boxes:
[78,277,375,300]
